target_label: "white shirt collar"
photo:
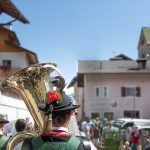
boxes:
[52,127,69,133]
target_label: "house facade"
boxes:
[78,59,150,120]
[68,27,150,120]
[0,25,38,122]
[0,0,38,122]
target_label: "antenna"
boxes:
[0,18,17,27]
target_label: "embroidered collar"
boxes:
[42,127,70,137]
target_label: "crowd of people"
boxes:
[1,113,150,149]
[78,117,150,150]
[78,117,119,149]
[0,92,98,150]
[0,114,34,150]
[119,126,150,150]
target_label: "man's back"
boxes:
[21,135,92,150]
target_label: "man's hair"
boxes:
[15,119,26,132]
[52,111,72,125]
[0,123,5,128]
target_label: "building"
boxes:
[68,76,84,120]
[0,0,29,24]
[0,25,38,122]
[138,27,150,60]
[0,0,38,122]
[68,27,150,120]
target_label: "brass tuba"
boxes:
[0,62,65,150]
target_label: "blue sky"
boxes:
[1,0,150,92]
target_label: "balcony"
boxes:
[0,66,21,78]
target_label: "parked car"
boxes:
[112,118,150,129]
[132,125,150,136]
[112,118,150,141]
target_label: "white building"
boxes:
[0,25,38,122]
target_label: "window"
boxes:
[96,87,99,96]
[126,87,134,96]
[121,87,141,97]
[2,60,11,68]
[141,53,145,58]
[104,112,114,120]
[91,112,99,119]
[94,86,101,98]
[124,110,140,118]
[103,86,109,98]
[94,85,109,98]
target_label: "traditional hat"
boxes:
[38,91,80,115]
[38,76,80,115]
[52,92,80,114]
[0,114,9,124]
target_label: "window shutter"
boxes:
[121,87,125,97]
[136,87,141,97]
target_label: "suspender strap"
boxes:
[0,135,9,149]
[78,137,91,150]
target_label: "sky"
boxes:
[1,0,150,93]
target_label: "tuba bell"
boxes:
[0,62,66,150]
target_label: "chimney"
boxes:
[3,25,12,30]
[137,58,147,69]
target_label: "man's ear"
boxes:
[68,111,74,121]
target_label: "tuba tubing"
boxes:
[1,62,63,150]
[6,132,37,150]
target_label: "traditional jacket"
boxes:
[22,127,89,150]
[0,134,10,150]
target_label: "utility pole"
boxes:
[133,87,136,118]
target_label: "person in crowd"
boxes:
[99,118,108,133]
[120,145,126,150]
[3,120,16,136]
[26,122,34,132]
[89,119,95,130]
[91,123,101,149]
[21,91,97,150]
[81,119,88,137]
[137,144,142,150]
[130,129,140,150]
[0,114,10,150]
[124,141,131,150]
[144,136,150,150]
[119,140,131,150]
[14,119,26,134]
[13,118,27,150]
[81,117,91,139]
[102,121,119,150]
[125,126,133,144]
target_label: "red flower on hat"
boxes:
[47,91,61,103]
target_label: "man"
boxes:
[13,119,27,150]
[102,121,119,150]
[0,114,10,150]
[3,120,16,136]
[90,123,101,149]
[22,92,96,150]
